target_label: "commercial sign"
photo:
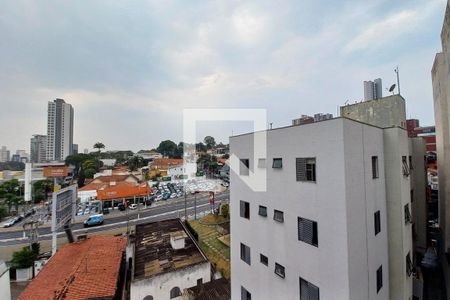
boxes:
[51,185,77,255]
[43,166,68,178]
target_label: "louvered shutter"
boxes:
[296,158,307,181]
[299,218,314,244]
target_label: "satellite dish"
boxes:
[389,84,396,93]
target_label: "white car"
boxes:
[129,204,138,210]
[2,219,16,228]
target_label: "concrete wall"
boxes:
[340,95,406,129]
[230,118,389,300]
[130,262,210,300]
[0,262,11,300]
[382,128,413,300]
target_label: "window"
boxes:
[143,296,153,300]
[197,278,203,286]
[241,286,251,300]
[300,277,319,300]
[374,211,381,235]
[376,266,383,293]
[170,287,181,299]
[258,205,267,217]
[406,252,413,276]
[274,210,284,223]
[404,203,411,224]
[240,201,250,219]
[272,158,283,168]
[260,254,268,266]
[296,158,316,182]
[258,158,266,168]
[410,189,414,203]
[409,155,413,170]
[240,243,251,265]
[372,156,379,179]
[240,159,250,176]
[402,156,410,176]
[275,263,285,278]
[298,217,318,247]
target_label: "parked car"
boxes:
[83,214,104,227]
[118,204,126,211]
[2,218,16,228]
[129,204,138,210]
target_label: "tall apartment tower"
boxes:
[364,78,383,101]
[0,146,10,162]
[432,1,450,293]
[30,134,47,163]
[46,99,74,161]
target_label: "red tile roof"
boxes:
[96,181,151,200]
[150,158,184,170]
[19,236,127,300]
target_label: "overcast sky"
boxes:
[0,0,446,153]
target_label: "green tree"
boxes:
[11,246,38,269]
[204,136,216,150]
[93,142,105,153]
[221,203,229,219]
[195,142,207,153]
[32,180,52,203]
[157,140,178,158]
[0,205,7,220]
[128,156,145,172]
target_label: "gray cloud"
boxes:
[0,0,445,152]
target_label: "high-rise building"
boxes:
[231,95,424,300]
[46,98,74,161]
[30,134,47,163]
[432,1,450,292]
[0,146,10,162]
[73,144,78,155]
[364,78,383,101]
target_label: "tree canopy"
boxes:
[93,142,105,152]
[157,140,178,158]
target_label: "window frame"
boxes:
[404,203,411,225]
[274,263,285,278]
[240,243,251,265]
[296,157,317,182]
[376,266,383,293]
[257,158,266,168]
[273,210,284,223]
[241,286,251,300]
[300,277,320,300]
[402,156,410,176]
[240,201,250,219]
[374,210,381,235]
[298,217,318,247]
[372,156,379,179]
[260,254,268,266]
[272,158,283,169]
[258,205,267,217]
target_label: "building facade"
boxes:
[46,98,74,161]
[432,1,450,293]
[364,78,383,101]
[30,134,47,163]
[0,146,10,162]
[230,118,390,300]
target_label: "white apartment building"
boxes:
[432,0,450,293]
[230,118,391,300]
[46,98,74,161]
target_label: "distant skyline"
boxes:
[0,0,446,152]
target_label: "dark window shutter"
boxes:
[296,158,307,181]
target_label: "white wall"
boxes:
[230,118,389,300]
[0,262,11,300]
[130,262,210,300]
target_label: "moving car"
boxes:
[83,214,104,227]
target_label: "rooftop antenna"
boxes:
[394,66,401,95]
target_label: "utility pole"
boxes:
[184,189,187,221]
[194,192,197,220]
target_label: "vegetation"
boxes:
[204,136,216,150]
[11,243,40,269]
[157,140,178,158]
[0,179,24,214]
[32,180,52,204]
[128,156,145,172]
[221,203,229,219]
[197,154,219,173]
[93,142,105,153]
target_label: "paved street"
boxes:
[0,191,229,246]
